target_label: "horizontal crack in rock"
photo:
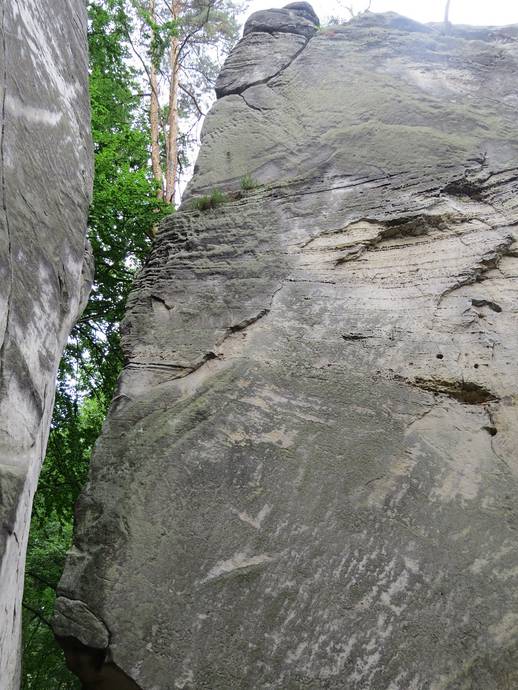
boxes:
[228,308,270,333]
[471,298,503,313]
[342,333,372,341]
[328,212,461,267]
[437,235,514,305]
[396,375,498,404]
[442,177,485,200]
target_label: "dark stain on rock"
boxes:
[471,298,503,313]
[442,178,484,200]
[397,376,498,404]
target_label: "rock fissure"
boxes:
[127,287,283,382]
[396,375,498,405]
[57,636,143,690]
[471,298,503,313]
[220,32,312,98]
[238,92,263,112]
[54,596,111,647]
[301,212,464,266]
[436,235,515,305]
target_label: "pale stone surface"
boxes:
[0,1,92,687]
[56,7,518,689]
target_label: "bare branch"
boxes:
[124,26,160,103]
[177,0,216,60]
[345,1,371,19]
[27,570,57,590]
[22,603,52,629]
[179,83,206,117]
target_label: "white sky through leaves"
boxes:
[245,0,518,26]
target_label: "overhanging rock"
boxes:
[56,6,518,689]
[0,1,92,687]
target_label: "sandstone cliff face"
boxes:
[56,6,518,689]
[0,1,92,686]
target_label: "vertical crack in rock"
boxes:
[215,2,319,98]
[217,32,312,98]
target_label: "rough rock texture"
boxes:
[243,2,319,39]
[215,2,318,99]
[215,32,308,98]
[0,1,92,687]
[56,8,518,690]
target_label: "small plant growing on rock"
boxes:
[190,189,228,211]
[240,173,258,191]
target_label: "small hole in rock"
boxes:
[484,426,497,437]
[474,363,479,369]
[436,354,444,360]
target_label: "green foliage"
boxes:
[21,1,171,685]
[240,173,258,191]
[130,0,178,69]
[190,188,228,211]
[22,520,80,689]
[147,0,242,184]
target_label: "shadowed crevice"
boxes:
[57,636,142,690]
[396,375,498,405]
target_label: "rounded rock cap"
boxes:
[283,2,320,26]
[244,2,320,38]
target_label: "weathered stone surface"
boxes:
[188,12,518,196]
[56,7,518,690]
[217,2,319,101]
[0,0,92,686]
[53,598,110,649]
[215,32,307,98]
[243,2,319,39]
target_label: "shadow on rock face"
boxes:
[57,637,141,690]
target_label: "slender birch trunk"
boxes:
[444,0,451,23]
[149,0,164,198]
[165,0,180,204]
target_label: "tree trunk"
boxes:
[165,0,180,204]
[149,0,164,199]
[444,0,451,23]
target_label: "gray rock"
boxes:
[53,597,110,649]
[215,32,307,98]
[243,3,319,39]
[56,8,518,690]
[283,1,320,25]
[0,0,92,686]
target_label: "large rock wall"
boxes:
[55,6,518,689]
[0,1,92,687]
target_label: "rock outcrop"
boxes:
[56,6,518,689]
[0,1,92,686]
